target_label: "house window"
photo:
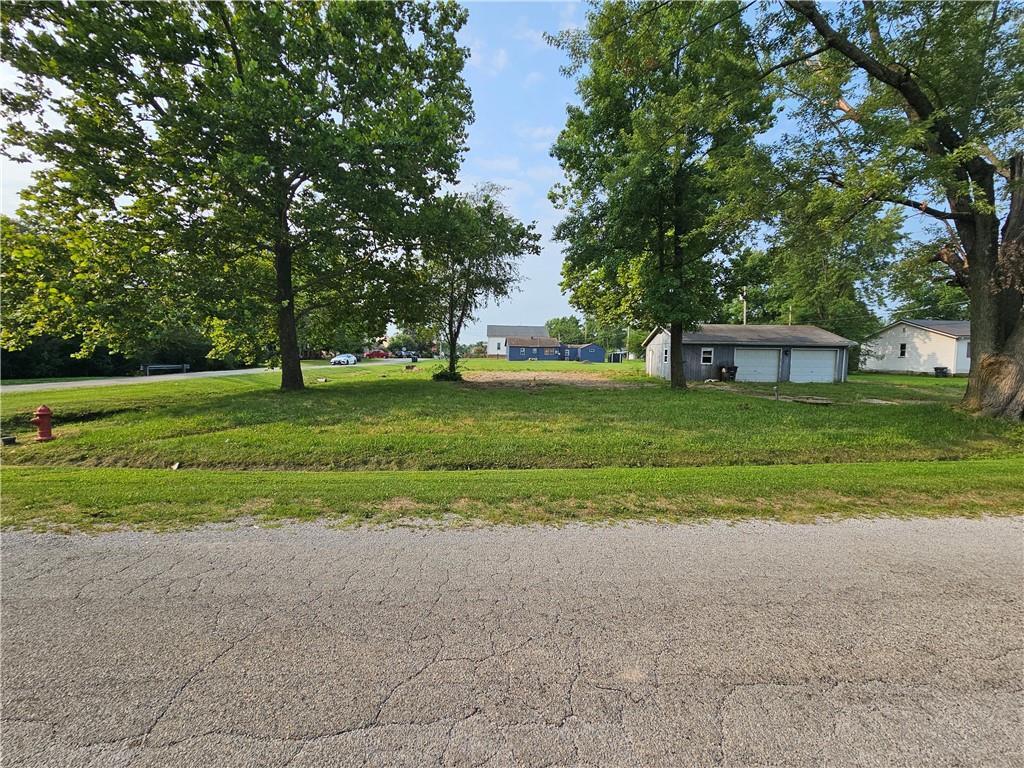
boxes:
[966,343,971,359]
[899,343,907,358]
[520,347,525,354]
[497,341,501,350]
[701,347,714,365]
[532,347,538,354]
[662,348,669,364]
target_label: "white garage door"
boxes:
[790,348,837,383]
[734,348,780,382]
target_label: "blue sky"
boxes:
[455,1,583,341]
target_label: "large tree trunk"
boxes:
[669,321,687,389]
[274,242,304,391]
[962,241,1024,419]
[961,157,1023,419]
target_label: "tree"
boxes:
[714,249,776,325]
[715,1,1021,416]
[1,2,472,390]
[886,243,970,321]
[420,187,540,378]
[545,316,585,344]
[577,2,1022,414]
[551,2,772,388]
[387,327,437,357]
[582,316,626,354]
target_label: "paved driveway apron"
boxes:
[2,518,1021,767]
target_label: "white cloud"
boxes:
[477,156,522,174]
[466,36,509,76]
[492,48,509,73]
[515,124,560,152]
[513,20,548,49]
[558,2,582,32]
[523,71,545,88]
[1,159,39,218]
[524,163,563,184]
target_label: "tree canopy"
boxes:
[550,1,772,386]
[552,1,1022,413]
[419,185,540,378]
[754,0,1022,414]
[1,1,473,390]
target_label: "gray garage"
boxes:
[642,324,856,383]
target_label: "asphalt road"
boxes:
[1,359,418,393]
[2,518,1022,767]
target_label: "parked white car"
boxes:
[330,353,358,366]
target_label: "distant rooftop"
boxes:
[505,336,561,347]
[486,324,548,338]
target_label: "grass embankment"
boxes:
[1,362,1021,529]
[3,459,1021,531]
[1,363,1019,470]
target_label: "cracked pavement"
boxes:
[2,518,1022,767]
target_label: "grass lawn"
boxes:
[1,375,112,386]
[1,360,1020,529]
[1,361,1019,471]
[730,372,970,404]
[3,459,1021,531]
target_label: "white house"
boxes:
[485,325,548,357]
[861,319,971,374]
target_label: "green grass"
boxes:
[2,361,1020,530]
[3,458,1021,531]
[1,375,112,386]
[1,361,1020,471]
[730,372,970,404]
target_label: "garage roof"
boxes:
[642,324,857,347]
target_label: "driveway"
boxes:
[1,359,418,393]
[2,518,1021,767]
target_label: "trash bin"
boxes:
[934,366,949,377]
[719,365,738,382]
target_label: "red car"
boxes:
[364,350,389,359]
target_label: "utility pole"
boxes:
[741,289,747,325]
[789,304,793,324]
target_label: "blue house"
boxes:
[563,343,606,362]
[506,336,563,361]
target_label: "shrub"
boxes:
[431,368,463,382]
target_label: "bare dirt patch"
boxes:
[462,370,646,389]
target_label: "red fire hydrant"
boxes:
[31,405,54,442]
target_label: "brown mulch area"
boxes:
[461,370,648,389]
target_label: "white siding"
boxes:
[486,337,505,356]
[645,330,671,379]
[861,323,959,373]
[954,337,971,375]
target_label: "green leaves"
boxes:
[551,1,769,333]
[3,1,473,377]
[417,186,541,371]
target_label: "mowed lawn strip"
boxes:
[2,459,1022,530]
[1,363,1020,470]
